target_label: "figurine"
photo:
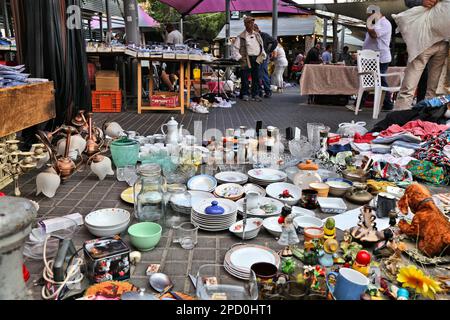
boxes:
[352,250,371,276]
[278,206,300,247]
[318,238,339,267]
[349,205,386,244]
[323,218,336,239]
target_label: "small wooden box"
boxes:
[96,70,120,91]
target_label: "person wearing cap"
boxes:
[395,0,449,110]
[254,23,278,98]
[232,16,267,102]
[348,5,393,112]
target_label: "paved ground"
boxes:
[2,87,446,300]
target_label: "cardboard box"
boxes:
[96,70,120,91]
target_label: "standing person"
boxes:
[232,16,267,102]
[347,5,394,112]
[254,24,278,98]
[304,42,322,65]
[322,45,333,64]
[271,44,289,93]
[395,0,449,110]
[338,46,354,66]
[161,23,183,91]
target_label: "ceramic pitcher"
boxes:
[161,117,179,145]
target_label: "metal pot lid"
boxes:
[0,197,37,239]
[121,288,158,300]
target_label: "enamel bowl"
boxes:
[187,175,217,193]
[324,178,353,197]
[266,182,302,206]
[229,218,264,240]
[293,216,324,231]
[262,217,283,238]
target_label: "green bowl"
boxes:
[128,222,162,251]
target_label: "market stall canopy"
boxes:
[90,5,159,29]
[216,15,317,39]
[285,0,408,22]
[158,0,310,15]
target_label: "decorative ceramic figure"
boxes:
[90,155,114,180]
[104,122,125,138]
[323,218,336,239]
[352,250,371,276]
[318,238,339,267]
[278,206,299,246]
[36,167,61,198]
[349,205,385,243]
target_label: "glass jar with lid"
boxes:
[134,164,166,228]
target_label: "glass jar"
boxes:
[164,184,191,229]
[134,164,166,228]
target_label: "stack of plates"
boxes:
[214,183,245,201]
[215,171,248,185]
[170,191,214,215]
[224,244,281,280]
[236,197,284,218]
[191,198,238,231]
[247,169,287,187]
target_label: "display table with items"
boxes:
[300,64,406,96]
[2,104,450,301]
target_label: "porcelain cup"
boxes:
[326,268,369,300]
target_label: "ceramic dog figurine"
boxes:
[398,183,450,257]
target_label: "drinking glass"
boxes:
[173,222,198,250]
[307,123,326,153]
[282,281,308,300]
[124,165,138,186]
[195,264,258,300]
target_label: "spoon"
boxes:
[149,273,183,300]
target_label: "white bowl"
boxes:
[293,216,324,230]
[85,208,131,229]
[263,217,283,238]
[229,218,263,240]
[266,182,302,206]
[187,175,217,192]
[86,221,130,237]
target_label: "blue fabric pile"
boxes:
[0,65,30,88]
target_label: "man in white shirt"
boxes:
[358,6,394,111]
[395,0,449,110]
[232,16,267,102]
[162,24,183,91]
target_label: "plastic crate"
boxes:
[92,90,122,113]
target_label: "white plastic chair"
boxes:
[355,50,404,119]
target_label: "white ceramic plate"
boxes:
[214,183,245,199]
[215,172,248,184]
[248,169,287,182]
[236,197,284,217]
[187,175,217,192]
[85,208,131,229]
[228,246,278,270]
[266,182,302,206]
[192,198,238,216]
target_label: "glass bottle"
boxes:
[134,164,166,228]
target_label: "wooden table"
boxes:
[137,58,192,115]
[300,64,406,96]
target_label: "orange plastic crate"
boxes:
[92,90,122,113]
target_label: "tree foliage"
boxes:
[138,0,225,41]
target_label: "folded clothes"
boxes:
[372,132,422,144]
[379,120,449,140]
[391,140,423,150]
[370,144,392,154]
[353,132,377,143]
[350,142,372,153]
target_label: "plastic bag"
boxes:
[392,0,450,63]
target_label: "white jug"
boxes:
[161,117,180,145]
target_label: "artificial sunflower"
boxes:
[397,265,442,299]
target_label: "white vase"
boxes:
[105,122,124,138]
[91,156,114,180]
[36,168,61,198]
[56,135,87,157]
[36,152,50,169]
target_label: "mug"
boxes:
[245,192,261,212]
[376,192,397,218]
[251,262,279,299]
[326,268,369,300]
[301,189,319,209]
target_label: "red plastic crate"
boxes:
[92,90,122,113]
[150,93,179,108]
